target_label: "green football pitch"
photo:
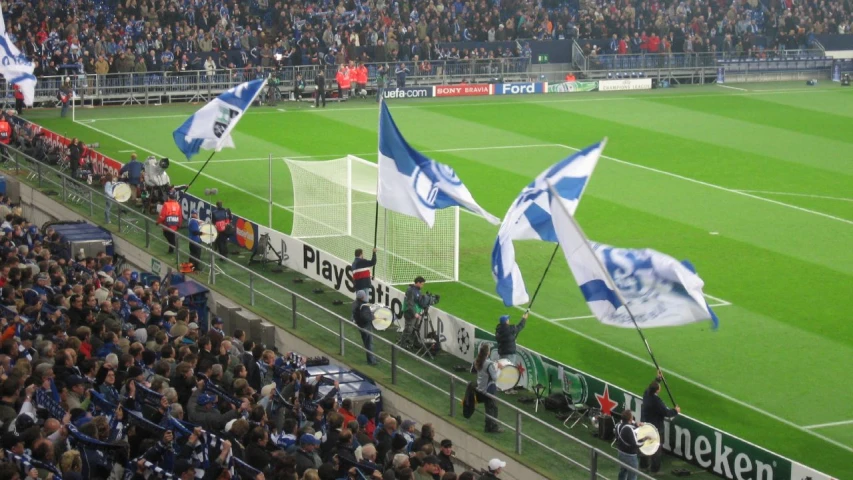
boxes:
[27,81,853,477]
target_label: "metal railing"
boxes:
[586,48,828,72]
[4,146,654,480]
[12,57,532,107]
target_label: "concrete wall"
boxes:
[8,174,547,480]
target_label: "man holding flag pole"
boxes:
[173,78,267,190]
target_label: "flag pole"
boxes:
[372,100,383,278]
[526,243,559,312]
[268,153,273,228]
[185,151,217,191]
[547,182,678,407]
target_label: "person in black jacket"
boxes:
[294,433,322,477]
[68,138,83,179]
[244,426,272,473]
[494,312,528,364]
[616,409,642,480]
[352,247,377,298]
[640,379,679,474]
[313,71,326,108]
[352,290,377,365]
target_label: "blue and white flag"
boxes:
[173,78,267,160]
[376,101,499,227]
[550,191,719,329]
[491,141,606,306]
[0,9,36,106]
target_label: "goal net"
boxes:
[286,156,459,285]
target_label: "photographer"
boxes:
[293,73,305,101]
[352,290,378,365]
[401,276,425,348]
[68,138,83,179]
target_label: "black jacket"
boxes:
[352,300,373,328]
[315,74,325,92]
[495,317,526,356]
[245,443,272,473]
[294,448,321,477]
[352,253,376,291]
[641,388,677,430]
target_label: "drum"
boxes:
[635,424,661,456]
[495,359,521,392]
[370,306,393,331]
[198,223,218,245]
[112,183,132,203]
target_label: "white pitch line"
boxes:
[735,190,853,203]
[804,419,853,429]
[553,315,596,321]
[118,150,136,153]
[717,84,748,92]
[556,144,853,227]
[182,144,560,165]
[71,86,831,122]
[73,127,853,453]
[703,293,732,306]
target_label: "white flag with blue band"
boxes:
[491,141,606,306]
[550,191,719,329]
[0,9,36,106]
[376,101,500,227]
[173,78,267,160]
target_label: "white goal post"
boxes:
[286,155,459,285]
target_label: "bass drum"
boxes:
[370,306,393,331]
[198,223,218,245]
[635,424,661,456]
[112,183,132,203]
[495,359,520,392]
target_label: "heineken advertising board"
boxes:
[470,330,834,480]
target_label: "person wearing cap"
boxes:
[187,209,203,271]
[187,386,245,432]
[415,455,443,480]
[156,190,182,253]
[209,316,225,351]
[437,439,455,473]
[478,458,506,480]
[352,290,378,365]
[295,433,322,477]
[495,311,528,365]
[66,375,92,411]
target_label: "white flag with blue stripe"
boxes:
[550,191,719,329]
[376,101,499,227]
[0,9,36,106]
[491,141,606,306]
[173,78,266,160]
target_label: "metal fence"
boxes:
[5,146,655,480]
[9,57,531,107]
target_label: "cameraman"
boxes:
[68,138,83,179]
[402,276,425,347]
[352,290,378,365]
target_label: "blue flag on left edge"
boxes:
[549,190,719,329]
[172,79,267,160]
[0,9,36,106]
[376,101,500,228]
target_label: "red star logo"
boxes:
[516,362,525,378]
[595,385,619,416]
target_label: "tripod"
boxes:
[248,233,286,272]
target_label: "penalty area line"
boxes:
[803,419,853,429]
[717,84,748,91]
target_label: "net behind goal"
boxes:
[286,156,459,285]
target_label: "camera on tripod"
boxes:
[418,292,440,310]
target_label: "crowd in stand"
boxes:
[0,193,509,480]
[6,0,852,81]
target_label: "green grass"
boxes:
[24,81,853,478]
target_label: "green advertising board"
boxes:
[471,330,833,480]
[547,81,599,93]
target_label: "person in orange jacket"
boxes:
[157,190,183,253]
[355,62,368,98]
[336,65,351,100]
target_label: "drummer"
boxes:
[187,209,202,271]
[616,409,644,480]
[352,290,378,366]
[103,174,117,224]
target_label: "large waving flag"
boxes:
[491,141,606,306]
[550,190,719,329]
[0,9,36,106]
[376,101,499,227]
[173,78,267,160]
